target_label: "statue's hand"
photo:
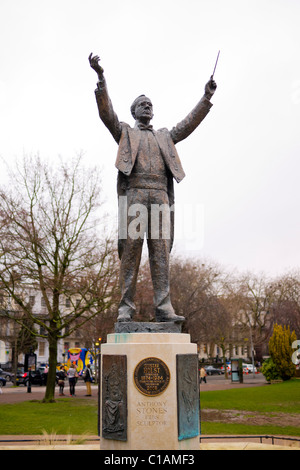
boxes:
[88,53,104,78]
[204,77,217,99]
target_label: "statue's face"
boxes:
[134,97,153,122]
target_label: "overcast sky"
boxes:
[1,0,300,278]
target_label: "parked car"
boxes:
[0,376,7,387]
[16,367,60,386]
[243,363,257,374]
[0,368,14,382]
[16,367,47,387]
[204,365,223,376]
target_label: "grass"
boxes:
[0,398,98,435]
[200,379,300,436]
[201,379,300,414]
[0,380,299,437]
[40,430,93,445]
[201,422,300,437]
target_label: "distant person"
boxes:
[84,364,93,396]
[57,366,67,396]
[200,367,207,384]
[68,363,78,396]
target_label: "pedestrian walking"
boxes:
[84,364,93,396]
[57,366,67,396]
[68,363,78,396]
[200,367,207,384]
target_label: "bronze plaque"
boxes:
[133,357,170,397]
[102,355,127,441]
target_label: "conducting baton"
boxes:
[211,50,220,79]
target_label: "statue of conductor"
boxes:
[89,53,217,323]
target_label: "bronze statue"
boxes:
[89,53,217,323]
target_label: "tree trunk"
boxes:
[43,334,57,403]
[221,345,228,380]
[12,339,18,387]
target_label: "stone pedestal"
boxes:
[100,331,199,450]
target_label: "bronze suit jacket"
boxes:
[94,77,213,256]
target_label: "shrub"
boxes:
[261,358,282,382]
[268,324,297,381]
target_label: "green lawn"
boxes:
[200,379,300,436]
[201,379,300,413]
[0,380,299,437]
[0,398,98,435]
[201,421,300,437]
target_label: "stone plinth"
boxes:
[100,332,199,450]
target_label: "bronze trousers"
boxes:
[118,187,174,320]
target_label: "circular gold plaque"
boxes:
[133,357,170,397]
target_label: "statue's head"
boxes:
[130,95,153,122]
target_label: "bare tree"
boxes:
[224,272,279,361]
[270,271,300,336]
[0,154,119,402]
[169,257,225,338]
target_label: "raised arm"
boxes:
[89,53,122,143]
[170,77,217,145]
